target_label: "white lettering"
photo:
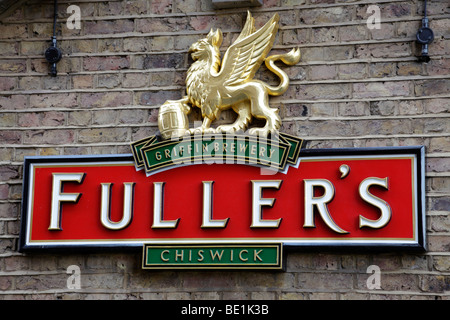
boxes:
[100,182,134,230]
[49,173,85,230]
[152,182,179,228]
[251,180,282,228]
[359,177,391,228]
[303,179,348,234]
[201,181,229,228]
[161,250,170,262]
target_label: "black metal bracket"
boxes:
[45,36,62,76]
[44,0,62,76]
[416,0,434,63]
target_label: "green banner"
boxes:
[142,243,283,270]
[131,133,303,174]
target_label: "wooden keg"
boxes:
[158,100,189,140]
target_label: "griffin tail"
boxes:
[264,48,301,96]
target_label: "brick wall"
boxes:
[0,0,449,300]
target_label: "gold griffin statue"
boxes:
[157,11,300,139]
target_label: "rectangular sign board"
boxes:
[142,243,283,270]
[19,146,426,251]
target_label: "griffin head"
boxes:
[188,29,223,60]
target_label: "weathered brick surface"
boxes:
[0,0,448,300]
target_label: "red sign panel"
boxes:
[19,147,425,251]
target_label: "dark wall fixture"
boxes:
[44,0,62,76]
[416,0,434,63]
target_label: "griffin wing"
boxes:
[214,12,279,87]
[234,11,256,43]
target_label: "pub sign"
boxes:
[19,12,426,269]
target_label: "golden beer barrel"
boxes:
[158,100,189,140]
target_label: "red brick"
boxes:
[397,62,423,76]
[357,43,411,59]
[397,21,421,38]
[339,25,367,42]
[30,59,49,74]
[0,165,19,181]
[338,63,367,80]
[426,58,450,76]
[150,0,173,14]
[84,20,134,35]
[122,73,148,88]
[80,91,132,108]
[0,185,9,200]
[1,7,24,22]
[0,77,16,91]
[369,23,395,40]
[124,0,147,14]
[424,99,449,114]
[189,14,241,31]
[353,81,410,98]
[312,27,338,43]
[0,41,19,55]
[0,276,12,290]
[15,274,67,291]
[357,273,419,291]
[0,202,18,218]
[309,65,337,80]
[0,24,27,39]
[357,3,412,19]
[18,113,40,127]
[174,0,197,13]
[78,128,128,143]
[301,6,352,25]
[98,39,123,53]
[296,83,351,100]
[41,111,66,126]
[138,90,180,106]
[415,79,450,96]
[282,29,310,45]
[23,129,74,145]
[30,93,77,108]
[0,131,21,144]
[420,275,448,293]
[0,60,26,73]
[142,53,184,69]
[71,40,97,54]
[433,256,450,272]
[0,113,15,126]
[29,23,53,38]
[298,272,353,290]
[83,56,130,71]
[72,75,94,89]
[98,1,124,16]
[136,18,169,33]
[426,158,450,173]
